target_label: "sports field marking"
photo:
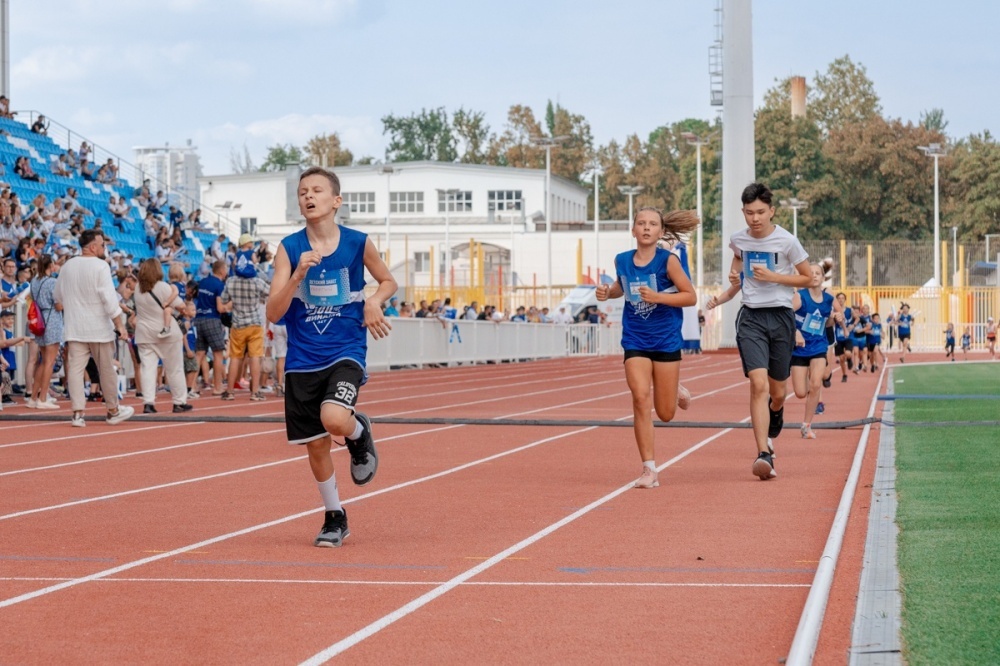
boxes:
[0,426,455,522]
[0,428,289,477]
[0,576,811,589]
[298,423,740,665]
[0,422,197,450]
[0,425,597,609]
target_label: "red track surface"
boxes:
[0,352,902,664]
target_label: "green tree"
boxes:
[920,108,949,133]
[304,133,353,168]
[947,131,1000,241]
[259,143,304,172]
[382,107,457,162]
[452,108,491,164]
[810,55,882,136]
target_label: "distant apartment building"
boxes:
[133,140,203,210]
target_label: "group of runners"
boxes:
[269,169,974,548]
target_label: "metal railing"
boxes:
[10,109,235,236]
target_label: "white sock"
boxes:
[643,460,656,472]
[348,418,364,441]
[317,473,342,512]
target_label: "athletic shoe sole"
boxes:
[314,528,350,548]
[752,456,777,480]
[346,412,378,486]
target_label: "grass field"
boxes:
[893,362,1000,666]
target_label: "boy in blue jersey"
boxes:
[727,183,816,480]
[867,312,886,371]
[267,167,397,548]
[943,322,956,361]
[889,303,913,362]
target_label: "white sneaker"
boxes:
[35,401,60,411]
[71,413,86,428]
[187,390,200,400]
[677,384,691,410]
[106,404,135,425]
[26,398,37,408]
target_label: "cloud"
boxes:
[246,0,357,23]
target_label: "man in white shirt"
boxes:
[552,306,574,325]
[53,229,135,427]
[727,183,814,481]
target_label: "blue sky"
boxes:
[9,0,998,176]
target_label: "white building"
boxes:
[134,140,203,210]
[198,161,635,291]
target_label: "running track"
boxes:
[0,352,895,664]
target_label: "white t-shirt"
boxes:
[728,225,808,309]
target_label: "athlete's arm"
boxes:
[362,238,397,340]
[266,243,319,324]
[791,290,802,311]
[596,280,622,301]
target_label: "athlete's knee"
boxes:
[654,403,676,422]
[793,384,808,399]
[320,405,354,437]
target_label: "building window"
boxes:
[438,190,472,213]
[240,217,257,236]
[488,190,522,211]
[390,191,424,213]
[343,192,375,214]
[414,251,430,272]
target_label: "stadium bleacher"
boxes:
[0,115,218,274]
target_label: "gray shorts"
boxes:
[194,316,227,353]
[735,306,795,380]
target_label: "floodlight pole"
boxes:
[918,143,948,286]
[379,164,397,264]
[436,188,459,291]
[530,135,567,302]
[779,197,808,239]
[682,131,716,289]
[583,162,603,282]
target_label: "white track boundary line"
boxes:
[299,424,738,665]
[0,422,197,450]
[0,429,289,478]
[0,425,598,609]
[0,576,810,589]
[785,363,887,665]
[0,426,460,522]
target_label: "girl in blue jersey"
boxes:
[266,167,397,548]
[961,326,972,360]
[890,303,913,362]
[944,322,956,361]
[791,264,836,439]
[850,307,870,373]
[596,207,698,489]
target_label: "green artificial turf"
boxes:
[892,363,1000,665]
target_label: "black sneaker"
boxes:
[768,399,784,438]
[752,451,777,480]
[841,375,848,383]
[172,403,193,413]
[143,404,157,414]
[871,364,877,373]
[344,412,378,486]
[847,358,853,370]
[314,509,349,548]
[822,375,832,389]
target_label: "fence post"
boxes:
[840,239,847,288]
[866,244,872,292]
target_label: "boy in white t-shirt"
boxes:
[727,183,816,480]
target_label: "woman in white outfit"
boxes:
[133,258,192,414]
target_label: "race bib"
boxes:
[803,309,825,335]
[626,274,658,304]
[304,265,352,307]
[743,251,775,279]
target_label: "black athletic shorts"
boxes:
[834,341,848,356]
[284,360,364,444]
[898,333,911,342]
[791,353,828,367]
[735,306,796,381]
[866,342,880,353]
[624,349,682,363]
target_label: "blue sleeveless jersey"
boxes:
[793,289,834,357]
[896,313,912,336]
[615,248,683,353]
[869,322,883,345]
[280,227,368,374]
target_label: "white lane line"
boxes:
[0,429,288,477]
[0,576,810,589]
[0,422,199,450]
[0,425,589,609]
[299,425,738,665]
[0,426,459,522]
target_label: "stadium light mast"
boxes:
[779,197,808,238]
[436,188,460,290]
[582,161,604,282]
[530,135,568,302]
[377,164,398,265]
[618,185,644,224]
[917,142,948,286]
[681,131,717,289]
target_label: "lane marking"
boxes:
[0,425,594,609]
[0,576,810,589]
[299,425,738,665]
[0,423,198,450]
